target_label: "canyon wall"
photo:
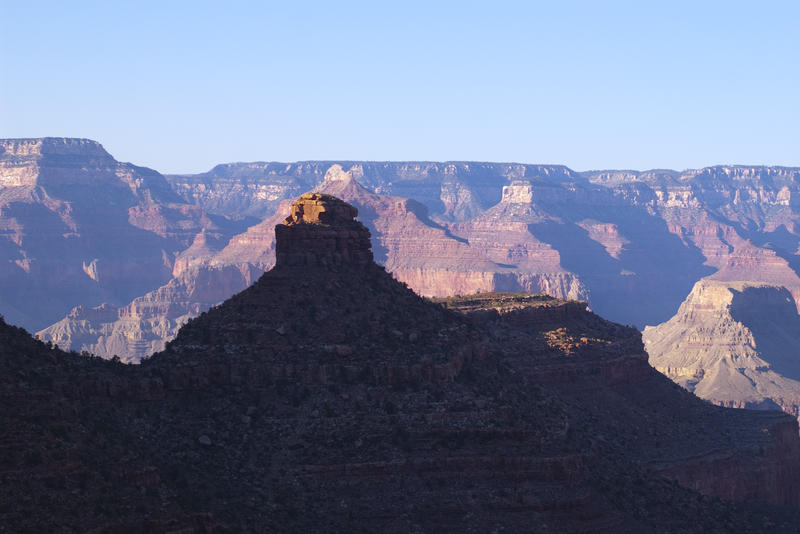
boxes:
[0,138,249,330]
[5,139,800,423]
[644,280,800,421]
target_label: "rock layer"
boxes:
[0,138,247,331]
[644,280,800,421]
[275,192,373,267]
[7,140,800,424]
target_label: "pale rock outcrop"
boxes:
[644,280,800,421]
[39,263,263,362]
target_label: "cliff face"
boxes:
[34,156,800,364]
[166,161,578,220]
[595,166,800,300]
[173,161,800,330]
[318,167,589,301]
[0,138,248,331]
[4,195,800,533]
[8,140,800,421]
[644,280,800,421]
[38,263,264,362]
[46,168,593,361]
[36,203,289,361]
[171,164,800,312]
[166,161,326,217]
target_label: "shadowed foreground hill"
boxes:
[3,194,800,532]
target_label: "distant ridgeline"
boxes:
[4,137,800,426]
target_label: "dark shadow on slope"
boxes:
[746,224,800,280]
[0,201,110,330]
[729,286,800,382]
[404,199,469,244]
[530,204,714,328]
[335,198,390,266]
[206,213,261,238]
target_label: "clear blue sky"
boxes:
[1,1,798,174]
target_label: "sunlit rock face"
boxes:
[644,280,800,422]
[501,180,534,203]
[275,193,373,268]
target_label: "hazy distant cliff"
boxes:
[5,138,800,424]
[166,161,578,220]
[0,138,249,331]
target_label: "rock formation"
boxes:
[275,192,372,267]
[168,162,800,323]
[7,139,800,425]
[0,138,249,331]
[39,168,592,361]
[644,280,800,421]
[4,194,800,532]
[37,263,264,362]
[318,167,588,301]
[166,161,578,221]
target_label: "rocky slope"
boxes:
[4,194,800,532]
[644,280,800,421]
[0,138,248,331]
[37,263,264,362]
[170,163,800,310]
[37,202,289,361]
[439,292,800,508]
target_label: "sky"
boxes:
[1,1,798,174]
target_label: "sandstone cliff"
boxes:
[166,161,578,220]
[168,163,800,311]
[318,167,588,300]
[175,161,800,329]
[644,280,800,421]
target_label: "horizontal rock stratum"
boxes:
[5,138,800,436]
[4,193,800,532]
[645,280,800,420]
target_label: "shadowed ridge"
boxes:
[6,194,800,532]
[151,194,484,377]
